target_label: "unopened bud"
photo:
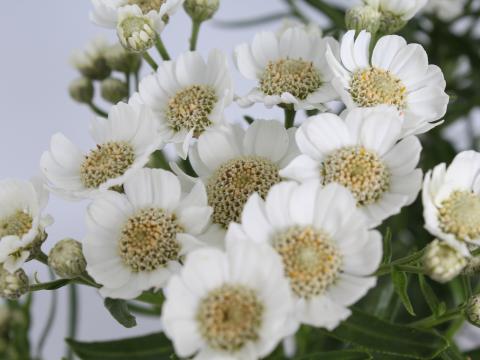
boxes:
[101,78,129,104]
[423,240,467,283]
[117,15,157,53]
[467,294,480,328]
[463,255,480,276]
[104,44,142,73]
[184,0,220,23]
[70,38,111,80]
[0,268,28,300]
[48,239,87,279]
[69,78,94,104]
[346,5,381,34]
[378,10,407,35]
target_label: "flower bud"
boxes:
[0,268,28,300]
[466,294,480,328]
[69,77,94,104]
[70,38,111,80]
[184,0,220,23]
[462,255,480,276]
[378,11,407,35]
[101,78,129,104]
[423,240,467,283]
[117,15,157,53]
[345,5,381,34]
[104,44,142,73]
[48,239,87,279]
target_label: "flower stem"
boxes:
[142,51,159,71]
[284,107,296,129]
[409,305,465,328]
[88,102,108,117]
[66,284,78,360]
[35,269,57,359]
[189,20,202,51]
[155,36,171,61]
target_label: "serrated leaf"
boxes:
[104,298,137,328]
[67,332,173,360]
[323,309,449,359]
[391,267,415,316]
[295,350,372,359]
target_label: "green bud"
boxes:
[101,78,129,104]
[378,10,407,35]
[117,16,157,53]
[423,239,467,283]
[466,294,480,328]
[346,5,381,34]
[0,268,28,300]
[184,0,220,22]
[48,239,87,279]
[69,78,94,104]
[104,44,142,73]
[70,38,111,80]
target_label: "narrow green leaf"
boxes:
[104,298,137,328]
[439,346,466,360]
[66,332,173,360]
[295,350,372,359]
[383,228,392,264]
[244,115,254,124]
[323,309,449,359]
[30,278,71,291]
[136,291,164,305]
[418,274,445,317]
[391,267,416,316]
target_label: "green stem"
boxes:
[88,102,108,117]
[409,306,465,328]
[142,51,158,71]
[66,284,78,360]
[134,70,140,91]
[155,36,171,60]
[35,251,49,266]
[375,249,426,276]
[284,107,296,129]
[189,20,202,51]
[125,72,131,99]
[284,0,309,23]
[36,270,57,359]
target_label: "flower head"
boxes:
[0,267,28,300]
[70,37,111,80]
[231,181,382,329]
[327,30,449,137]
[467,294,480,328]
[281,106,422,227]
[162,233,294,359]
[364,0,427,33]
[41,102,161,199]
[84,168,213,299]
[117,5,158,52]
[184,0,219,22]
[138,50,233,159]
[423,239,467,283]
[48,239,87,279]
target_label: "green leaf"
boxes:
[104,298,137,328]
[244,115,254,124]
[30,278,71,291]
[391,267,416,316]
[295,350,372,359]
[439,346,466,360]
[67,332,173,360]
[323,309,449,359]
[383,228,393,264]
[136,291,164,305]
[418,274,446,317]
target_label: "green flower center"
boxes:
[438,191,480,241]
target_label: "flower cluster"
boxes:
[3,0,480,358]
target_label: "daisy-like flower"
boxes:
[234,25,340,111]
[423,0,466,22]
[84,168,213,299]
[281,106,423,227]
[138,50,233,159]
[423,151,480,256]
[90,0,184,32]
[364,0,427,33]
[162,232,294,359]
[70,37,111,81]
[0,179,52,273]
[326,30,449,137]
[231,181,382,329]
[177,120,298,234]
[40,102,161,200]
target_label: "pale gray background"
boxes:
[0,1,478,359]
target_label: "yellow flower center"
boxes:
[438,191,480,241]
[0,211,33,239]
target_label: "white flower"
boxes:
[139,50,233,159]
[234,25,340,111]
[70,37,111,80]
[175,120,298,237]
[90,0,184,32]
[84,168,213,299]
[0,179,52,272]
[364,0,427,21]
[422,151,480,256]
[162,233,294,360]
[231,181,382,329]
[40,102,161,200]
[423,0,466,21]
[326,30,449,137]
[281,106,423,227]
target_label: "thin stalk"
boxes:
[142,51,158,71]
[134,70,140,91]
[284,108,296,129]
[36,270,57,359]
[189,20,202,51]
[66,284,78,360]
[155,36,171,61]
[88,102,108,117]
[409,306,465,328]
[35,251,49,266]
[124,72,131,99]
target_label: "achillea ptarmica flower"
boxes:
[138,50,233,159]
[0,267,28,300]
[84,168,213,299]
[363,0,427,33]
[467,294,480,328]
[48,239,87,279]
[69,77,94,104]
[40,102,161,200]
[177,120,298,235]
[117,5,158,52]
[100,78,129,104]
[234,25,340,111]
[184,0,219,22]
[326,30,449,137]
[423,0,466,22]
[281,106,422,227]
[423,151,480,256]
[346,5,382,34]
[90,0,184,32]
[162,233,294,359]
[423,239,467,283]
[70,37,111,80]
[0,179,52,273]
[233,181,382,329]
